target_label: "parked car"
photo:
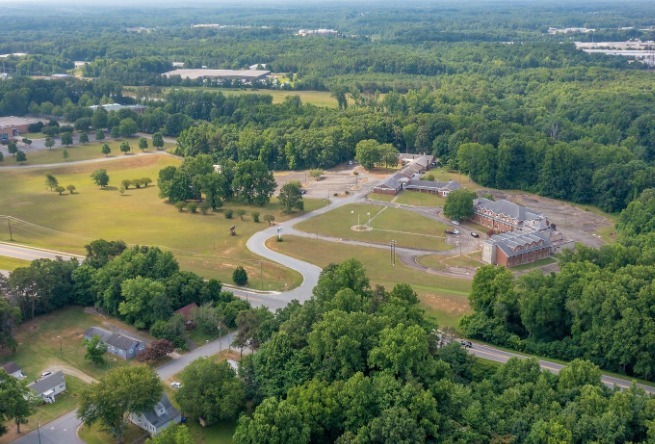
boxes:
[459,340,473,348]
[170,382,181,389]
[451,220,460,226]
[445,229,459,235]
[40,371,52,377]
[470,232,479,238]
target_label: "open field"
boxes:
[295,203,453,251]
[0,376,87,444]
[0,139,176,166]
[267,236,471,328]
[147,87,340,108]
[0,155,319,289]
[0,255,31,271]
[393,191,446,207]
[417,252,484,270]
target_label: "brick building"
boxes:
[482,231,552,267]
[472,198,549,233]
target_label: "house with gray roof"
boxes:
[482,231,552,267]
[84,327,146,360]
[472,198,549,233]
[372,155,435,196]
[27,371,66,403]
[404,179,461,197]
[1,361,25,379]
[130,394,181,436]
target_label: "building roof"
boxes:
[0,116,41,128]
[474,198,543,222]
[84,327,141,351]
[28,371,65,395]
[486,231,551,258]
[88,103,145,113]
[161,69,270,80]
[142,394,180,429]
[405,179,461,192]
[1,361,21,374]
[376,173,405,191]
[174,302,198,321]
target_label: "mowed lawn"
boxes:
[0,255,31,271]
[393,191,446,207]
[267,236,472,329]
[295,203,453,251]
[0,154,309,289]
[0,139,177,166]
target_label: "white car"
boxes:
[170,382,181,389]
[40,371,52,377]
[451,220,460,226]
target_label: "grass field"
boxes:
[0,139,176,167]
[367,193,395,203]
[78,423,149,444]
[145,86,339,108]
[417,252,484,270]
[295,203,453,252]
[267,236,471,328]
[0,255,31,271]
[393,191,446,207]
[0,155,316,289]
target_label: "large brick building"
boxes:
[482,231,552,267]
[472,198,549,233]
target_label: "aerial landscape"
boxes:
[2,0,655,442]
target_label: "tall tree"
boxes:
[0,369,33,435]
[278,182,304,214]
[91,168,110,188]
[77,366,162,444]
[83,334,108,365]
[443,188,477,222]
[45,173,59,191]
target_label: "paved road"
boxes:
[0,242,83,262]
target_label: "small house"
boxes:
[27,371,66,403]
[130,394,181,436]
[1,361,25,379]
[174,303,199,330]
[84,327,146,360]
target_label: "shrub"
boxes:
[174,201,186,212]
[224,209,234,219]
[232,266,248,286]
[200,202,210,215]
[251,211,260,223]
[235,209,246,220]
[187,202,198,213]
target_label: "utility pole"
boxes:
[389,240,396,266]
[7,218,13,241]
[260,261,263,291]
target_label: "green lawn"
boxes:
[295,203,453,252]
[78,422,149,444]
[0,376,87,443]
[394,191,445,207]
[0,155,315,289]
[0,255,31,271]
[267,236,472,329]
[367,193,395,203]
[417,252,484,270]
[1,139,176,167]
[511,257,557,271]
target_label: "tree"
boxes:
[45,137,55,150]
[21,138,32,147]
[96,129,105,141]
[121,179,132,190]
[120,141,131,155]
[15,150,26,164]
[235,208,246,220]
[83,334,108,365]
[0,368,33,435]
[119,277,171,329]
[263,214,275,225]
[175,359,246,425]
[174,201,186,212]
[45,173,59,191]
[84,239,127,268]
[101,143,111,157]
[0,296,20,352]
[279,182,304,214]
[92,106,108,130]
[145,425,193,444]
[443,188,477,222]
[7,140,17,156]
[139,137,149,151]
[91,168,110,188]
[62,149,69,161]
[232,160,277,206]
[233,397,310,444]
[355,139,382,170]
[78,366,162,444]
[0,152,4,162]
[152,132,164,150]
[66,184,76,194]
[251,211,260,223]
[142,177,152,187]
[61,132,73,146]
[187,202,198,213]
[118,118,138,138]
[309,169,323,181]
[79,132,90,144]
[138,339,175,363]
[110,126,120,139]
[54,185,66,195]
[233,266,248,286]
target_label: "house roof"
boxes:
[486,231,551,258]
[376,174,404,191]
[142,394,180,429]
[28,371,65,395]
[405,179,461,192]
[474,198,543,222]
[84,327,141,351]
[174,303,199,320]
[1,361,21,374]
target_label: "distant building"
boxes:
[298,29,338,37]
[372,155,436,195]
[27,371,66,403]
[0,116,42,138]
[472,198,549,233]
[174,302,198,329]
[161,68,270,82]
[88,103,146,114]
[404,179,461,197]
[84,327,146,360]
[130,394,181,436]
[1,361,25,379]
[482,231,552,267]
[249,63,267,70]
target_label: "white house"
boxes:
[27,371,66,403]
[1,362,25,379]
[130,394,181,436]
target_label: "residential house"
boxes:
[84,327,146,360]
[1,361,25,379]
[174,302,199,329]
[27,371,66,403]
[482,231,552,267]
[130,394,181,436]
[472,198,549,233]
